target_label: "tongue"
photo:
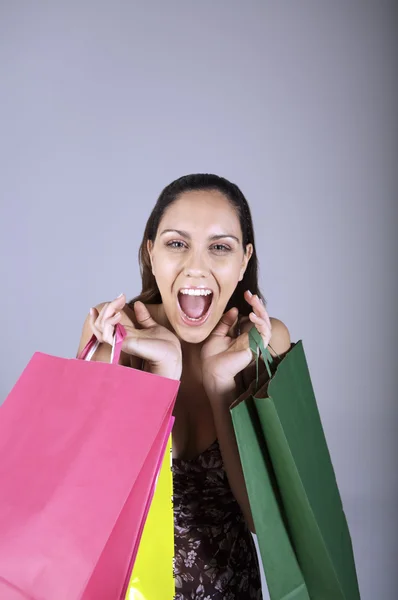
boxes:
[178,293,211,319]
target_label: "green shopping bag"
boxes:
[231,374,310,600]
[231,328,361,600]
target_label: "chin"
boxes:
[174,323,213,345]
[168,307,220,345]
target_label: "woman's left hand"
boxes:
[201,290,273,398]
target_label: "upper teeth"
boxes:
[180,288,212,296]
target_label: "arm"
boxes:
[206,317,291,533]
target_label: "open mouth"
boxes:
[177,287,214,326]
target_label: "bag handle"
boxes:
[78,323,127,365]
[248,326,275,387]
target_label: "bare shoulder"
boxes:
[268,317,291,356]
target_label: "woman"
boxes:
[77,173,291,600]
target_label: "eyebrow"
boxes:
[160,229,240,243]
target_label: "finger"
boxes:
[97,294,126,328]
[99,295,126,325]
[246,291,272,328]
[102,323,116,345]
[133,301,158,329]
[249,312,272,345]
[211,307,239,338]
[250,305,272,332]
[89,307,104,341]
[256,296,271,328]
[105,309,126,343]
[245,290,262,315]
[108,312,122,325]
[90,307,122,343]
[96,302,109,329]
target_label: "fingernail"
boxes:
[247,290,253,297]
[115,312,121,317]
[89,307,94,316]
[117,293,124,298]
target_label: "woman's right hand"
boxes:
[89,294,182,380]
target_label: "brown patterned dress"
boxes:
[172,440,262,600]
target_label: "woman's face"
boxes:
[148,190,253,343]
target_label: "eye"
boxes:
[166,240,187,250]
[210,243,231,253]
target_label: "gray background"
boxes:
[0,2,397,598]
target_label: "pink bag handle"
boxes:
[78,323,127,365]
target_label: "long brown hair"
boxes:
[128,173,265,316]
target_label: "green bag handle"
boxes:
[248,326,275,387]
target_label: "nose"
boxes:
[183,250,209,278]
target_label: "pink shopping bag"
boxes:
[0,324,179,600]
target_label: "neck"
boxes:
[180,337,204,366]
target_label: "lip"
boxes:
[176,287,215,327]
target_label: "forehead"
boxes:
[160,190,241,233]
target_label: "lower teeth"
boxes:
[184,314,203,321]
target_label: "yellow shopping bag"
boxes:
[126,434,174,600]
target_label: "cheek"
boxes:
[152,255,180,291]
[215,259,243,292]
